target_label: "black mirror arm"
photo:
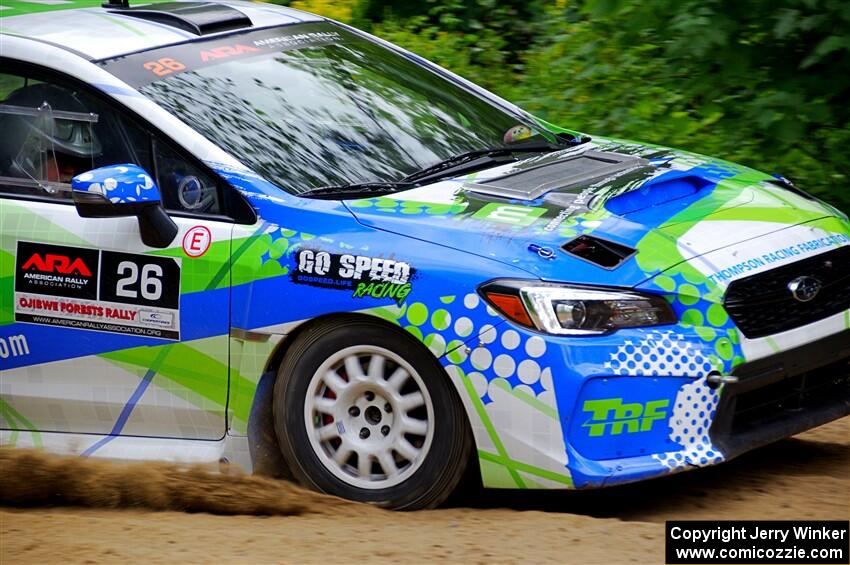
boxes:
[138,206,178,249]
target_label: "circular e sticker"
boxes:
[183,225,212,258]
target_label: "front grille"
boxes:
[709,330,850,457]
[729,358,850,435]
[724,246,850,338]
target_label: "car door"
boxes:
[0,64,233,443]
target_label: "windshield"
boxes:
[102,23,552,194]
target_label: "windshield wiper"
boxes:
[299,181,416,200]
[299,138,586,199]
[401,140,577,184]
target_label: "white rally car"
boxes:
[1,0,848,509]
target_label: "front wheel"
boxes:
[273,317,472,509]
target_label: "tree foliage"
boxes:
[283,0,850,209]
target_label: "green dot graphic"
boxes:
[695,326,716,342]
[655,275,676,292]
[269,238,289,259]
[678,284,699,305]
[681,308,704,327]
[715,337,734,360]
[446,340,467,363]
[404,325,423,341]
[407,303,428,326]
[424,333,447,356]
[427,205,453,215]
[707,304,729,327]
[431,309,451,330]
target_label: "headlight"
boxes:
[479,280,677,336]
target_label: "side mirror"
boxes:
[72,164,178,249]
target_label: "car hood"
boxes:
[345,138,842,287]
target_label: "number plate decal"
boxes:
[14,242,182,340]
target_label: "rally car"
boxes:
[1,0,848,510]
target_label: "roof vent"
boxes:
[107,2,253,36]
[562,235,636,269]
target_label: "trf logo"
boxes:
[581,397,669,437]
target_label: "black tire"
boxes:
[273,316,472,510]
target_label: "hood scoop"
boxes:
[463,149,649,201]
[562,235,636,269]
[605,170,714,215]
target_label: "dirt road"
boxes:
[1,417,848,564]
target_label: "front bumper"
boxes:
[711,329,850,459]
[565,328,850,488]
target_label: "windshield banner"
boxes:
[99,23,345,87]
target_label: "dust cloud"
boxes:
[0,449,361,516]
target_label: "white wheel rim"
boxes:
[303,345,435,490]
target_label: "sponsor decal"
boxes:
[543,184,597,232]
[200,44,260,62]
[182,225,212,258]
[16,242,99,299]
[0,333,30,360]
[581,397,669,437]
[14,242,181,340]
[472,203,546,226]
[292,249,414,303]
[104,23,346,87]
[252,30,343,50]
[705,234,849,285]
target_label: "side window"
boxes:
[0,67,222,216]
[154,140,221,215]
[0,69,152,200]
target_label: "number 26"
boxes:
[116,261,163,301]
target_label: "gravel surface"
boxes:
[1,417,847,564]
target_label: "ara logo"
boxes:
[15,242,100,300]
[581,397,670,437]
[200,44,260,62]
[472,203,547,227]
[22,253,92,276]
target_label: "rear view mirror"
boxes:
[72,164,178,248]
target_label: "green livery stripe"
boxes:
[490,378,558,420]
[0,247,13,275]
[99,343,224,401]
[705,207,831,225]
[0,200,89,253]
[92,12,150,38]
[0,398,42,448]
[0,275,12,325]
[150,239,234,294]
[227,365,261,427]
[765,337,782,354]
[215,231,261,289]
[100,339,257,425]
[478,450,573,487]
[0,0,169,19]
[455,366,525,488]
